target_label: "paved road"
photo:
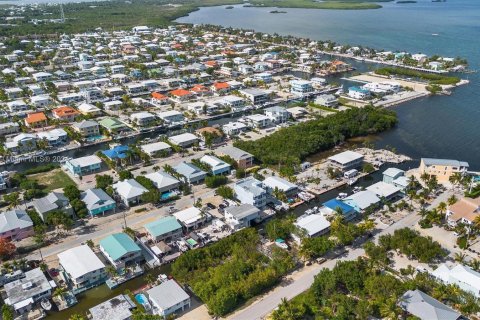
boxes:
[229,212,421,320]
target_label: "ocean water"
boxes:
[177,0,480,169]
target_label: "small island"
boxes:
[270,10,287,13]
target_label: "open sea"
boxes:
[177,0,480,169]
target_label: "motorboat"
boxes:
[41,298,52,311]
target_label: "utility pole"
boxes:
[60,4,65,23]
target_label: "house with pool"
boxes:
[81,188,116,216]
[145,171,181,200]
[65,155,103,177]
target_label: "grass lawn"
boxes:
[28,169,76,192]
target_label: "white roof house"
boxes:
[328,151,364,171]
[168,133,199,148]
[432,263,480,298]
[112,179,149,206]
[145,171,180,193]
[58,245,106,281]
[343,190,380,212]
[366,181,401,200]
[293,214,331,243]
[263,176,298,195]
[173,207,205,230]
[199,155,231,175]
[147,279,190,317]
[140,141,171,156]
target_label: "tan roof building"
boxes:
[446,196,480,227]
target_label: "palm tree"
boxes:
[447,195,458,206]
[379,297,402,319]
[454,252,466,263]
[469,259,480,271]
[437,202,447,216]
[105,266,117,279]
[53,287,66,299]
[69,314,86,320]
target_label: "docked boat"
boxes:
[336,193,348,200]
[347,177,358,186]
[353,186,362,193]
[41,298,52,311]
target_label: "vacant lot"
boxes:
[28,169,76,192]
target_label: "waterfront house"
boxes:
[200,155,231,176]
[239,88,269,105]
[320,199,357,221]
[145,171,180,195]
[112,179,149,207]
[216,146,254,169]
[168,133,199,148]
[263,176,298,198]
[130,111,156,127]
[31,191,73,221]
[431,263,480,298]
[24,112,48,128]
[102,145,130,161]
[245,114,271,129]
[234,177,268,209]
[151,92,169,106]
[58,245,107,294]
[145,215,183,243]
[419,158,469,183]
[77,103,103,117]
[30,95,52,108]
[173,207,206,230]
[315,94,338,107]
[0,209,34,241]
[88,294,136,320]
[140,141,172,157]
[4,133,37,154]
[348,86,370,100]
[343,190,380,213]
[146,279,191,317]
[99,233,142,270]
[4,268,53,315]
[445,196,480,227]
[99,117,129,134]
[169,88,194,102]
[399,289,461,320]
[81,188,116,217]
[65,155,103,176]
[158,110,185,125]
[0,122,19,136]
[224,204,260,231]
[383,168,409,191]
[264,106,290,124]
[290,79,314,95]
[292,214,331,244]
[173,162,207,184]
[222,121,249,136]
[52,106,80,122]
[328,151,364,172]
[72,120,100,138]
[366,181,402,202]
[7,100,28,113]
[36,128,69,146]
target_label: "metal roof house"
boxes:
[146,279,191,317]
[224,204,260,231]
[58,245,107,294]
[99,233,142,270]
[328,151,364,172]
[200,155,231,176]
[88,294,136,320]
[80,188,116,216]
[112,179,149,207]
[168,133,199,148]
[65,155,103,176]
[4,268,54,315]
[173,207,206,230]
[234,177,268,209]
[292,213,331,244]
[321,199,357,221]
[31,191,73,221]
[343,190,380,212]
[173,162,207,184]
[140,141,172,157]
[145,171,181,194]
[263,176,298,197]
[0,209,34,241]
[431,263,480,298]
[145,216,183,243]
[216,146,254,169]
[399,290,461,320]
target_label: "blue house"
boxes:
[321,199,357,221]
[65,155,103,176]
[99,233,142,269]
[102,145,129,161]
[80,188,116,216]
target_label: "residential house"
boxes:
[366,181,402,202]
[399,290,461,320]
[4,133,37,153]
[52,106,80,122]
[224,204,260,231]
[234,177,268,208]
[24,112,48,128]
[72,120,100,138]
[240,88,269,105]
[58,245,107,294]
[263,176,298,198]
[446,196,480,227]
[77,103,103,117]
[343,190,380,212]
[328,151,364,172]
[245,114,271,128]
[145,216,183,243]
[348,86,370,100]
[141,142,172,157]
[264,106,290,124]
[315,94,338,107]
[37,128,69,146]
[65,155,103,176]
[112,179,149,207]
[173,162,207,184]
[173,207,206,230]
[0,122,20,136]
[320,199,357,221]
[292,213,331,244]
[0,209,34,241]
[290,79,314,95]
[169,88,194,102]
[200,155,231,176]
[88,294,136,320]
[145,171,180,194]
[217,146,254,169]
[31,191,73,221]
[99,117,129,134]
[99,233,142,270]
[222,121,248,136]
[151,92,169,106]
[130,112,156,127]
[81,188,116,217]
[419,158,469,183]
[383,168,409,191]
[158,110,185,125]
[168,133,199,148]
[4,268,53,315]
[196,127,224,146]
[431,263,480,298]
[146,280,190,317]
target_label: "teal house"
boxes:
[145,216,183,243]
[80,188,116,216]
[99,233,143,269]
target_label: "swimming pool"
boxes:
[161,191,175,200]
[85,135,106,142]
[135,293,147,305]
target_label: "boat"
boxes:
[41,298,52,311]
[353,186,362,193]
[347,177,358,186]
[432,33,439,36]
[336,192,348,200]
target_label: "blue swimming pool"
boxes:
[161,191,174,200]
[85,135,106,142]
[135,293,147,305]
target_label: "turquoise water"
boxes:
[85,135,106,142]
[161,191,174,200]
[135,293,147,304]
[178,0,480,169]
